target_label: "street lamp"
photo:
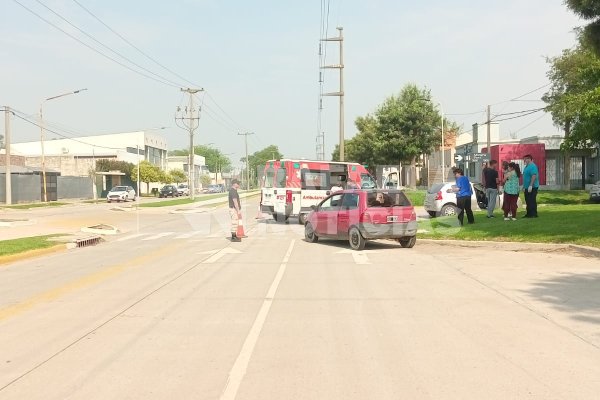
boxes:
[40,88,87,202]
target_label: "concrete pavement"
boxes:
[0,199,599,399]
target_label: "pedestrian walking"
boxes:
[502,162,521,220]
[484,159,499,218]
[522,154,539,218]
[447,168,474,226]
[229,179,242,242]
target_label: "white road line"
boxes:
[175,231,203,239]
[220,239,296,400]
[116,233,145,242]
[201,248,242,264]
[335,249,376,265]
[142,232,174,241]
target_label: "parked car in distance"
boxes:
[304,189,418,250]
[424,182,491,217]
[177,183,190,196]
[207,184,225,193]
[590,180,600,203]
[107,186,136,203]
[159,184,180,198]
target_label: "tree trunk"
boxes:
[409,157,417,189]
[563,119,571,190]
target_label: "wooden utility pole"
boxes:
[238,132,255,190]
[4,107,11,205]
[321,27,345,161]
[175,88,203,200]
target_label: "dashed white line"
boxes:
[219,239,296,400]
[142,232,174,241]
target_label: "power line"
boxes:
[11,111,123,151]
[493,107,547,118]
[493,108,545,122]
[12,0,179,88]
[71,0,201,89]
[33,0,184,87]
[513,113,547,136]
[204,91,246,131]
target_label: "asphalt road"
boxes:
[1,198,600,399]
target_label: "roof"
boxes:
[0,165,60,174]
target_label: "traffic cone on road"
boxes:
[237,213,248,238]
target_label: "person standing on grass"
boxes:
[502,162,521,220]
[447,168,474,226]
[522,154,539,218]
[228,179,242,242]
[484,160,499,218]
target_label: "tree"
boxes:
[95,159,135,180]
[170,169,187,183]
[131,160,160,194]
[169,145,232,173]
[200,174,212,187]
[565,1,600,55]
[240,145,283,180]
[158,170,173,184]
[543,42,600,186]
[333,84,443,187]
[0,134,4,149]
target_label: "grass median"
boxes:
[139,193,229,208]
[2,202,69,210]
[418,204,600,248]
[0,235,63,258]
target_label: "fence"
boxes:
[0,174,93,203]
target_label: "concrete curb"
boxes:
[0,219,36,227]
[418,239,600,258]
[81,224,119,235]
[0,244,66,266]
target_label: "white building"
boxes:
[167,155,208,190]
[9,131,168,176]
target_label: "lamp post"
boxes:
[40,88,87,202]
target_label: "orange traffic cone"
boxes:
[237,213,248,238]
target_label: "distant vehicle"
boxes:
[304,189,418,250]
[260,159,377,224]
[159,184,179,198]
[424,181,508,217]
[207,184,224,193]
[177,184,190,196]
[590,180,600,203]
[107,186,136,203]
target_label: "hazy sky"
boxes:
[1,0,582,167]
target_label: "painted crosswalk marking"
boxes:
[116,233,145,242]
[142,232,174,241]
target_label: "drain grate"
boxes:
[75,236,101,248]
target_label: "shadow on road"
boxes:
[524,272,600,325]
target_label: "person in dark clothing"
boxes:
[447,168,474,226]
[228,179,242,242]
[483,160,499,218]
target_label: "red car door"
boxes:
[337,193,361,238]
[315,194,343,236]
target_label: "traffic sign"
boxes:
[471,153,490,162]
[454,154,464,163]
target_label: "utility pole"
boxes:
[4,107,11,205]
[321,27,344,161]
[238,132,254,190]
[486,105,491,153]
[175,88,203,200]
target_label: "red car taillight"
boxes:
[435,191,443,201]
[360,211,372,224]
[286,190,292,204]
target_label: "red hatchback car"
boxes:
[304,189,418,250]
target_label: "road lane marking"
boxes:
[0,241,184,323]
[335,249,377,265]
[116,233,145,242]
[219,239,296,400]
[175,231,203,239]
[201,248,242,264]
[142,232,174,241]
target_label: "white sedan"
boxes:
[107,186,136,203]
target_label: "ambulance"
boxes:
[260,159,377,224]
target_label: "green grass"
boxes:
[2,202,68,210]
[418,204,600,248]
[537,190,590,205]
[138,193,229,208]
[0,235,62,257]
[404,190,426,207]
